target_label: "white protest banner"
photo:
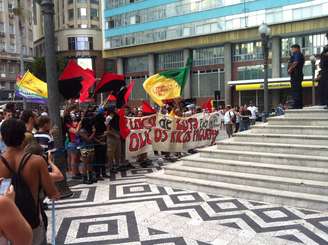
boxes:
[125,112,219,159]
[152,112,219,152]
[125,114,156,159]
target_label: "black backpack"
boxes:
[0,153,41,229]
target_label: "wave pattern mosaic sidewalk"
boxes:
[47,165,328,245]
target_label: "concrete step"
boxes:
[303,105,327,110]
[250,124,328,135]
[267,116,328,126]
[164,163,328,195]
[216,141,328,157]
[284,109,328,118]
[198,148,328,168]
[182,155,328,181]
[146,172,328,211]
[232,133,328,146]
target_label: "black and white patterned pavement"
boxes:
[47,163,328,245]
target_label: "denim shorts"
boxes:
[66,142,79,153]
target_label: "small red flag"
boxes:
[202,99,213,112]
[124,80,135,104]
[142,100,156,114]
[107,94,117,101]
[117,108,130,139]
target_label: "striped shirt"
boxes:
[34,132,55,154]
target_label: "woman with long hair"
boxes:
[78,116,96,184]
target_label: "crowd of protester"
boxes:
[0,99,286,244]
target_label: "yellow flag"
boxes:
[143,74,181,106]
[17,71,48,98]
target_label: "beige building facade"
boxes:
[0,0,34,99]
[33,0,103,78]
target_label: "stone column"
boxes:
[116,57,124,74]
[224,43,232,105]
[183,48,191,99]
[148,53,155,76]
[271,36,281,78]
[271,36,281,106]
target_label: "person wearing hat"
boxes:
[288,44,305,109]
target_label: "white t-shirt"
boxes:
[224,111,235,125]
[105,115,113,126]
[247,106,258,120]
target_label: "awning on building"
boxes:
[229,76,318,92]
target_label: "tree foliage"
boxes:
[26,56,67,82]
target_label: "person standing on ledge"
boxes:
[288,44,305,109]
[317,34,328,109]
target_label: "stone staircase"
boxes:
[146,107,328,211]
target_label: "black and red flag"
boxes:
[95,73,125,95]
[58,60,96,102]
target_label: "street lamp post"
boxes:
[38,0,72,198]
[258,23,271,120]
[39,0,62,140]
[310,55,316,106]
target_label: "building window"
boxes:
[124,56,148,73]
[22,45,27,55]
[0,63,5,72]
[104,59,116,72]
[68,0,73,4]
[233,42,263,62]
[8,42,15,52]
[28,29,33,41]
[193,46,224,67]
[78,8,87,19]
[8,3,13,11]
[107,0,254,29]
[68,37,93,50]
[281,33,326,58]
[106,1,328,49]
[107,0,143,9]
[0,40,5,51]
[90,0,99,4]
[0,0,3,11]
[237,65,272,80]
[77,0,88,3]
[127,76,148,100]
[9,23,14,34]
[281,60,320,78]
[0,22,4,32]
[156,51,184,71]
[79,24,88,28]
[68,9,74,20]
[90,8,98,20]
[191,69,224,98]
[9,63,16,73]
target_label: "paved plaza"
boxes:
[47,162,328,245]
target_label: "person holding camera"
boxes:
[0,119,60,245]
